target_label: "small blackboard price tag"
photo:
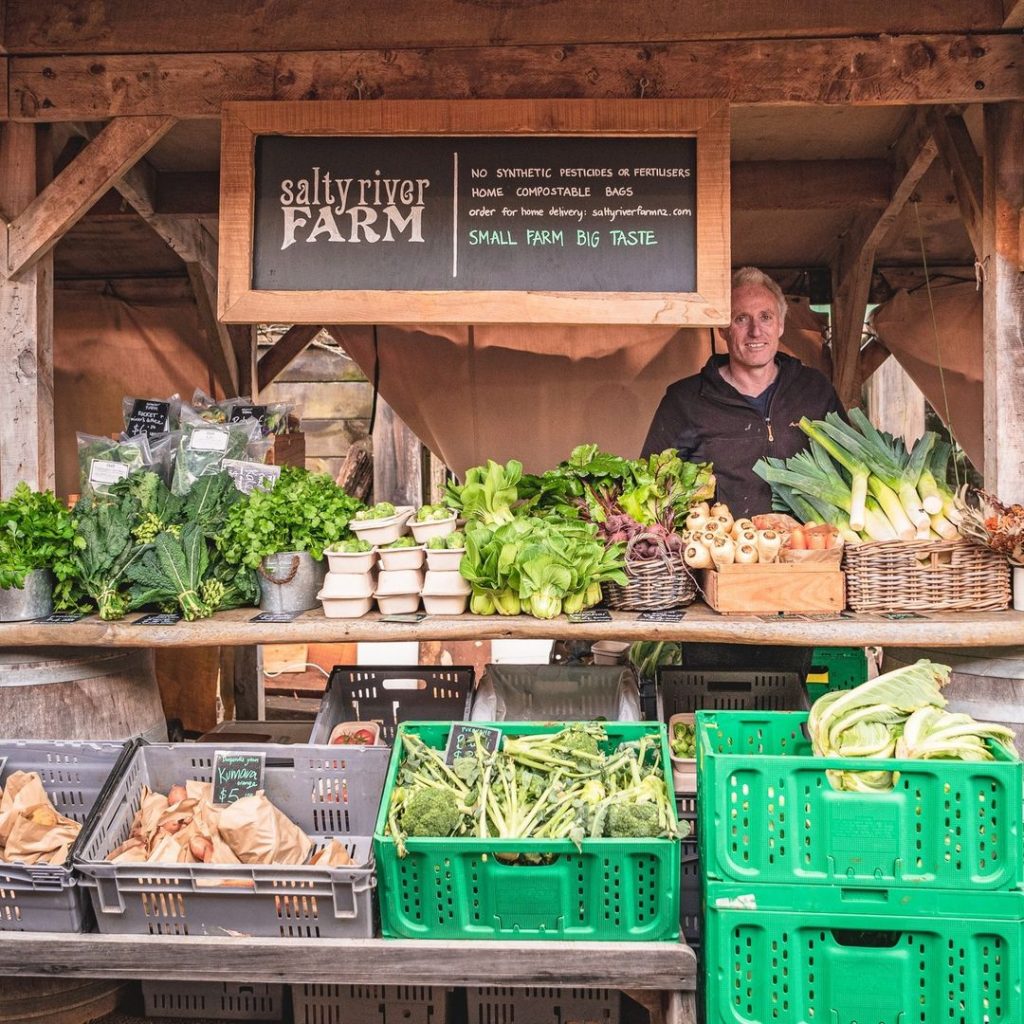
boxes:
[0,757,8,780]
[444,724,502,765]
[134,612,181,625]
[380,612,427,623]
[250,610,299,623]
[213,750,266,804]
[637,609,685,623]
[34,612,85,624]
[126,399,171,438]
[758,613,807,622]
[882,611,925,620]
[568,609,613,623]
[229,404,269,426]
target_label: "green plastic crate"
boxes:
[705,882,1024,1024]
[696,710,1023,892]
[806,645,869,695]
[373,721,680,941]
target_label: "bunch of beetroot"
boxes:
[597,517,685,562]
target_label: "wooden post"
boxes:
[372,399,423,506]
[982,102,1024,500]
[865,354,926,447]
[0,124,54,495]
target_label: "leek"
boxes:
[797,417,869,531]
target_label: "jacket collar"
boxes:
[698,352,800,407]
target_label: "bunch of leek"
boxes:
[753,411,960,543]
[808,659,1016,792]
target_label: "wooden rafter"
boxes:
[257,325,323,393]
[9,35,1021,121]
[4,115,175,276]
[858,337,892,381]
[926,108,984,258]
[830,111,938,407]
[188,263,240,397]
[1004,1,1024,27]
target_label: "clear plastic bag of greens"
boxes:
[172,410,261,495]
[121,393,181,438]
[192,388,291,435]
[77,433,152,499]
[146,430,181,485]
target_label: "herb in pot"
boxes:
[416,503,453,523]
[0,483,79,607]
[384,537,419,549]
[353,501,398,521]
[216,466,365,570]
[326,538,373,554]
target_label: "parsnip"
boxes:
[684,542,713,569]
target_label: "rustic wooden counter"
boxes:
[2,605,1023,648]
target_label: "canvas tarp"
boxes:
[868,280,983,473]
[331,295,829,476]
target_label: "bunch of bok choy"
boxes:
[808,659,1016,792]
[753,411,960,543]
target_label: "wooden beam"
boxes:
[5,115,174,275]
[230,324,258,397]
[858,336,892,381]
[830,112,938,407]
[373,399,424,507]
[926,108,984,258]
[2,1,1001,53]
[257,325,323,394]
[1004,1,1024,28]
[0,123,53,495]
[187,262,239,397]
[9,35,1023,121]
[865,352,926,447]
[982,102,1024,498]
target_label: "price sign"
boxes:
[637,609,685,622]
[34,612,85,624]
[229,404,269,426]
[380,612,427,623]
[250,610,298,622]
[882,612,925,620]
[213,750,266,804]
[568,609,612,623]
[224,459,281,494]
[134,612,182,625]
[125,399,171,437]
[444,724,502,765]
[0,757,8,780]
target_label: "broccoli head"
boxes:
[400,787,462,837]
[558,725,601,757]
[607,802,660,838]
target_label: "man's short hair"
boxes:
[731,266,788,325]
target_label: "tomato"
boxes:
[331,728,377,745]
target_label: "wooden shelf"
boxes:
[0,932,697,990]
[2,604,1023,648]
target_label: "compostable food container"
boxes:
[425,547,466,572]
[349,507,414,546]
[377,545,426,572]
[408,514,458,544]
[324,548,378,574]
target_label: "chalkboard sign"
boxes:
[220,100,731,326]
[444,724,502,765]
[125,399,171,438]
[253,136,697,294]
[213,750,266,804]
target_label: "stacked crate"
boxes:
[696,709,1024,1022]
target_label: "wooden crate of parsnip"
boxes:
[682,502,845,614]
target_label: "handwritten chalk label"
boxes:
[126,399,171,438]
[568,609,613,623]
[380,612,427,623]
[229,404,269,426]
[34,612,85,624]
[444,724,502,765]
[134,612,182,625]
[637,609,685,622]
[882,612,925,620]
[213,750,266,804]
[224,459,281,495]
[250,610,299,622]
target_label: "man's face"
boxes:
[719,284,783,372]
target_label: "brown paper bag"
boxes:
[217,793,312,866]
[310,839,356,867]
[4,804,81,865]
[148,831,191,864]
[0,772,52,846]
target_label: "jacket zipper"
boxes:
[765,419,774,443]
[765,381,780,445]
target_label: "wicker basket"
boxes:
[843,539,1010,612]
[603,532,697,612]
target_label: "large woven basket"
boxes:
[603,532,697,612]
[843,539,1010,612]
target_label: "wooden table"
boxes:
[3,604,1023,647]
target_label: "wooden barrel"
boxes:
[882,646,1024,757]
[0,978,127,1024]
[0,647,166,741]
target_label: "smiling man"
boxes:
[642,266,843,519]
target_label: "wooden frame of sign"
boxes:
[219,99,730,325]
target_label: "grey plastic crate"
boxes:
[470,664,641,722]
[657,668,806,718]
[310,665,475,745]
[142,981,284,1020]
[75,742,388,938]
[0,738,128,932]
[293,984,449,1024]
[467,988,620,1024]
[680,840,699,946]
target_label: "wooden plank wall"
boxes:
[257,327,371,480]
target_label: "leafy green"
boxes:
[445,459,522,526]
[416,503,452,522]
[77,434,150,500]
[353,501,397,521]
[172,419,255,496]
[384,536,419,549]
[127,523,210,620]
[217,466,365,570]
[0,484,79,607]
[326,538,373,554]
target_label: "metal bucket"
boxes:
[258,552,326,613]
[0,569,54,622]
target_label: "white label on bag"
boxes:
[89,459,131,486]
[189,428,229,452]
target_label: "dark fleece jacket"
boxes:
[641,353,843,519]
